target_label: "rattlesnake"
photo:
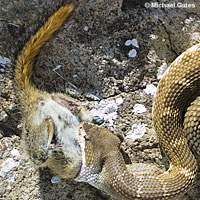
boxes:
[15,3,200,200]
[75,43,200,199]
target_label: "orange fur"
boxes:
[15,4,74,104]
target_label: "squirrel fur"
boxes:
[15,4,93,179]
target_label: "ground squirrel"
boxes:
[15,4,94,179]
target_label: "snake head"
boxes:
[75,122,121,189]
[80,122,120,152]
[77,122,120,172]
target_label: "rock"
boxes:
[0,111,8,122]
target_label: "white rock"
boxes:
[132,104,147,114]
[0,158,19,178]
[11,149,20,157]
[125,40,133,46]
[144,84,157,96]
[116,97,123,105]
[128,49,137,58]
[27,167,33,171]
[157,63,168,80]
[131,39,139,48]
[125,124,146,141]
[0,68,5,72]
[7,185,12,190]
[0,56,11,67]
[91,98,123,128]
[83,26,89,31]
[0,111,8,122]
[5,139,12,149]
[125,39,139,48]
[8,173,16,182]
[51,176,61,184]
[149,34,158,40]
[17,123,23,129]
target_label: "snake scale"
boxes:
[75,36,200,199]
[15,3,200,200]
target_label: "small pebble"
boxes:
[83,26,89,31]
[125,39,139,48]
[17,123,23,129]
[125,123,146,141]
[73,74,78,78]
[157,63,168,80]
[131,39,139,48]
[7,185,12,190]
[27,167,33,172]
[125,40,133,46]
[132,104,147,114]
[51,176,61,184]
[0,158,19,178]
[0,56,11,67]
[144,84,157,96]
[0,111,8,122]
[7,173,16,183]
[128,49,137,58]
[11,149,20,157]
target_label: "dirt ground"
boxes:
[0,0,200,199]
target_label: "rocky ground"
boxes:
[0,0,200,199]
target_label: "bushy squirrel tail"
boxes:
[15,4,74,103]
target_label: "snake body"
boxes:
[14,3,200,199]
[75,43,200,199]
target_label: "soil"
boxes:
[0,0,200,199]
